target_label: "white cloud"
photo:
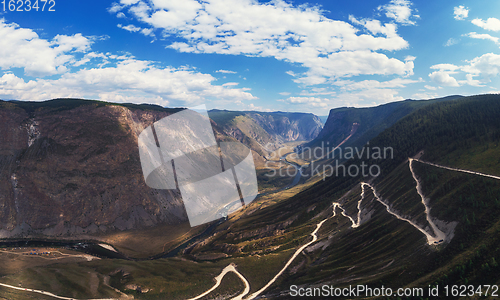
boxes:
[141,28,154,37]
[321,77,420,107]
[464,32,499,44]
[429,70,459,87]
[0,57,256,105]
[292,51,414,85]
[0,19,93,76]
[335,77,421,91]
[299,87,336,96]
[424,85,437,90]
[472,18,500,31]
[331,88,405,108]
[215,69,237,74]
[118,23,142,32]
[293,76,421,108]
[461,53,500,81]
[113,0,414,85]
[0,19,256,105]
[244,103,272,112]
[444,38,459,47]
[347,16,409,50]
[412,92,439,100]
[459,74,484,87]
[453,6,469,20]
[430,63,460,71]
[117,23,155,37]
[378,0,418,25]
[280,96,329,107]
[289,77,421,108]
[128,1,151,20]
[429,53,500,87]
[292,74,328,86]
[120,0,140,6]
[279,92,291,96]
[52,34,92,53]
[108,2,125,13]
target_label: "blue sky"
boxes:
[1,0,500,115]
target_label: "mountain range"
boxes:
[0,94,499,299]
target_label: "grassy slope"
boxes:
[267,94,500,298]
[97,95,500,299]
[192,94,500,298]
[297,96,463,184]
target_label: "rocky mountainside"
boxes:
[306,95,463,152]
[208,110,323,154]
[0,99,239,238]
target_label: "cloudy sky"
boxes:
[1,0,499,115]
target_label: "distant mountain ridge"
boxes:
[208,109,323,154]
[307,95,463,153]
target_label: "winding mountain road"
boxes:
[413,158,500,180]
[362,182,444,244]
[409,158,446,244]
[244,219,327,300]
[186,218,329,300]
[330,158,448,245]
[0,282,116,300]
[6,158,499,300]
[190,157,500,299]
[187,264,250,300]
[333,181,442,244]
[0,249,99,262]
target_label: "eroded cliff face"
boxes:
[209,110,323,156]
[246,112,322,142]
[0,101,192,238]
[309,110,353,148]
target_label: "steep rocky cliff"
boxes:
[246,111,322,142]
[0,99,237,238]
